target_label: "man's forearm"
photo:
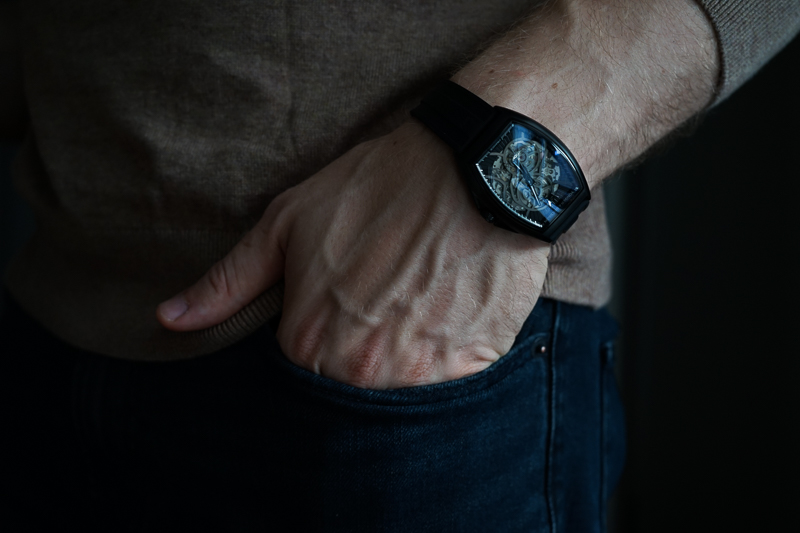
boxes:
[452,0,719,189]
[160,0,720,389]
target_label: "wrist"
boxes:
[451,0,718,189]
[410,81,591,243]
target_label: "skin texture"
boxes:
[158,0,719,389]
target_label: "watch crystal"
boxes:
[475,123,584,230]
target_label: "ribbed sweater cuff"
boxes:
[700,0,800,104]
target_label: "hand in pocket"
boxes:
[157,122,550,389]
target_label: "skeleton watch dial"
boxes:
[475,123,583,231]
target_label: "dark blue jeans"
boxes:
[1,293,624,532]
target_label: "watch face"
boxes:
[475,122,584,231]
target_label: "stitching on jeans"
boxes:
[270,321,549,407]
[599,342,607,530]
[545,301,560,533]
[281,338,541,407]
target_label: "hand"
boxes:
[157,0,718,389]
[157,121,549,389]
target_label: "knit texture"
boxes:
[700,0,800,103]
[4,0,798,360]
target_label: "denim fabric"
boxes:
[1,293,624,532]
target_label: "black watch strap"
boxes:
[410,81,495,153]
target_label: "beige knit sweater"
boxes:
[5,0,800,360]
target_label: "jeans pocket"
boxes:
[267,328,545,408]
[254,303,556,532]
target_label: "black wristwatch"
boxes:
[411,81,590,243]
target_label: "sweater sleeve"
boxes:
[700,0,800,103]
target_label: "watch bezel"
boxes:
[458,107,591,243]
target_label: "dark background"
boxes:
[604,33,800,532]
[2,27,799,533]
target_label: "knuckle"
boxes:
[289,334,322,371]
[345,331,392,388]
[255,190,295,250]
[268,187,293,212]
[402,354,437,387]
[344,348,383,388]
[206,259,237,299]
[238,227,262,252]
[250,220,275,251]
[264,188,295,226]
[281,313,325,371]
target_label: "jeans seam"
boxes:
[599,343,607,531]
[545,300,560,533]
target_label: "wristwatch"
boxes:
[410,81,590,243]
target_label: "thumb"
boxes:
[157,215,286,332]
